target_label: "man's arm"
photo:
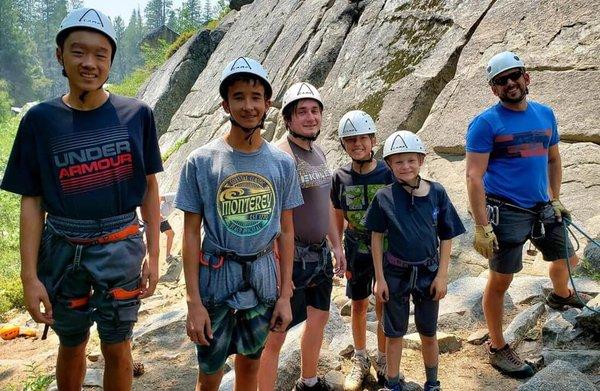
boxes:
[271,209,295,331]
[20,196,52,324]
[327,202,346,276]
[547,144,562,200]
[465,152,490,225]
[139,174,160,298]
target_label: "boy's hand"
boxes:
[332,246,346,277]
[140,257,159,299]
[430,274,448,301]
[374,279,389,302]
[23,278,53,325]
[186,301,212,345]
[270,297,292,332]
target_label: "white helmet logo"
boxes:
[230,57,252,71]
[341,119,358,134]
[390,134,408,150]
[296,83,315,96]
[78,9,104,27]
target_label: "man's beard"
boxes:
[499,85,528,104]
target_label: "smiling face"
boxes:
[341,134,375,161]
[386,152,424,184]
[57,29,112,94]
[286,99,322,137]
[491,67,530,104]
[222,79,271,130]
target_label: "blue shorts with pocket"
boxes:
[38,212,145,347]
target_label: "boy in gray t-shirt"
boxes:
[174,57,303,390]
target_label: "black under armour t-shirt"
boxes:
[1,94,163,219]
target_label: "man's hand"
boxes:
[23,278,53,325]
[374,279,389,303]
[186,301,212,345]
[269,297,292,332]
[140,257,159,299]
[430,274,448,301]
[474,224,498,259]
[332,246,347,277]
[551,199,571,222]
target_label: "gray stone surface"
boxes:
[467,329,489,345]
[517,360,597,391]
[505,302,546,347]
[576,293,600,334]
[507,276,549,305]
[543,310,583,347]
[230,0,254,11]
[542,348,600,372]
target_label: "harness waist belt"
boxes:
[385,252,438,268]
[296,238,327,253]
[65,224,140,245]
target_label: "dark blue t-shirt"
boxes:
[1,94,163,219]
[364,181,465,263]
[465,101,559,208]
[330,160,394,232]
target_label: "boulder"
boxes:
[402,332,462,354]
[229,0,254,10]
[517,360,597,391]
[576,293,600,334]
[504,302,546,347]
[542,349,600,372]
[542,309,583,346]
[467,329,489,345]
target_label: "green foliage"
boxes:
[0,80,13,121]
[22,363,54,391]
[577,257,600,283]
[161,137,188,162]
[165,29,197,59]
[205,4,230,30]
[0,116,22,317]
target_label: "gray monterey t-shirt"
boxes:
[174,137,304,309]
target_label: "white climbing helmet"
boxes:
[56,8,117,53]
[281,82,323,113]
[486,51,525,83]
[338,110,376,139]
[219,57,272,99]
[382,130,426,159]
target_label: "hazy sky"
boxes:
[83,0,219,21]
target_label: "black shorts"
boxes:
[288,245,333,329]
[489,200,574,274]
[160,220,172,233]
[344,231,375,301]
[383,261,439,338]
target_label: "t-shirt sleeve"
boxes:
[0,112,42,196]
[330,172,342,209]
[142,106,164,175]
[465,115,494,153]
[281,158,304,210]
[436,185,466,240]
[364,192,387,233]
[549,108,560,146]
[174,156,203,215]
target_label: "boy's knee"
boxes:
[101,340,131,362]
[352,299,369,315]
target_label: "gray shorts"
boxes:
[489,201,575,274]
[38,213,145,347]
[383,260,439,338]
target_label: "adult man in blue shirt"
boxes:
[466,51,590,378]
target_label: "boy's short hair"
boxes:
[219,74,273,101]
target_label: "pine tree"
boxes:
[145,0,174,31]
[202,0,214,25]
[111,16,127,82]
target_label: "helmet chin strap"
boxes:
[229,114,266,145]
[288,128,320,142]
[340,142,374,173]
[398,175,421,208]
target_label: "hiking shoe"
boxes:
[424,380,442,391]
[295,377,333,391]
[546,290,592,310]
[166,254,178,264]
[485,341,534,378]
[373,355,387,385]
[378,379,406,391]
[344,354,370,390]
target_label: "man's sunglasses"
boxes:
[492,70,523,86]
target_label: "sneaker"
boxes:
[166,254,178,264]
[546,290,592,310]
[424,380,442,391]
[344,354,370,390]
[373,355,387,385]
[378,379,405,391]
[295,377,333,391]
[485,341,534,378]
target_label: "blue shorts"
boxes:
[38,213,145,347]
[383,260,439,338]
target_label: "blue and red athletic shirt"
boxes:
[466,101,559,208]
[1,94,163,219]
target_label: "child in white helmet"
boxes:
[364,131,465,391]
[174,57,302,390]
[331,110,394,390]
